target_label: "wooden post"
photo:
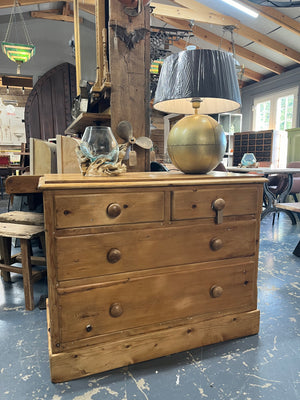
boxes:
[73,0,81,96]
[109,0,150,172]
[92,0,105,92]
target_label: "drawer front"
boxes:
[54,191,165,228]
[58,261,256,344]
[172,186,259,220]
[56,220,257,281]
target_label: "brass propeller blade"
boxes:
[117,120,133,141]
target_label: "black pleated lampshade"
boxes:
[153,49,241,115]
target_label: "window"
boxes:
[276,95,294,130]
[253,87,298,131]
[255,100,270,131]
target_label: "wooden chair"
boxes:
[267,162,300,223]
[287,162,300,202]
[0,176,6,200]
[0,211,46,310]
[0,155,10,199]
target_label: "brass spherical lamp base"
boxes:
[167,114,226,174]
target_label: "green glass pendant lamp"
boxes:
[1,0,35,74]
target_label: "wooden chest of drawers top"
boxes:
[39,172,266,229]
[39,171,266,191]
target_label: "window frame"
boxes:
[252,87,298,131]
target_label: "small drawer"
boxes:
[55,220,257,281]
[172,186,259,221]
[54,191,165,228]
[58,260,256,344]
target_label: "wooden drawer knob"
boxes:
[107,248,121,263]
[107,203,122,218]
[212,198,226,211]
[210,238,223,251]
[212,198,226,224]
[210,285,223,298]
[109,303,123,318]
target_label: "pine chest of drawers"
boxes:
[39,172,265,383]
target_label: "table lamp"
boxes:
[153,49,241,173]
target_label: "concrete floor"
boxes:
[0,201,299,400]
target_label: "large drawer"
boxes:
[172,186,259,220]
[55,220,257,281]
[58,260,256,344]
[54,191,165,228]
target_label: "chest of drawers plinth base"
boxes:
[39,172,265,383]
[47,306,259,383]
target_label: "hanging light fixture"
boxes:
[220,25,245,82]
[1,0,35,74]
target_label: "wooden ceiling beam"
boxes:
[169,0,241,26]
[30,10,81,23]
[243,67,264,83]
[77,3,95,14]
[169,0,300,64]
[239,0,300,35]
[30,2,83,23]
[0,1,95,11]
[0,1,59,7]
[151,2,237,26]
[156,15,285,75]
[236,24,300,63]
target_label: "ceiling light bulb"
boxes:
[221,0,259,18]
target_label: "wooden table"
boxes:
[228,167,300,224]
[38,171,265,382]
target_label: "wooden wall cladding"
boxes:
[0,87,31,108]
[24,63,76,143]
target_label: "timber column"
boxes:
[109,0,150,172]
